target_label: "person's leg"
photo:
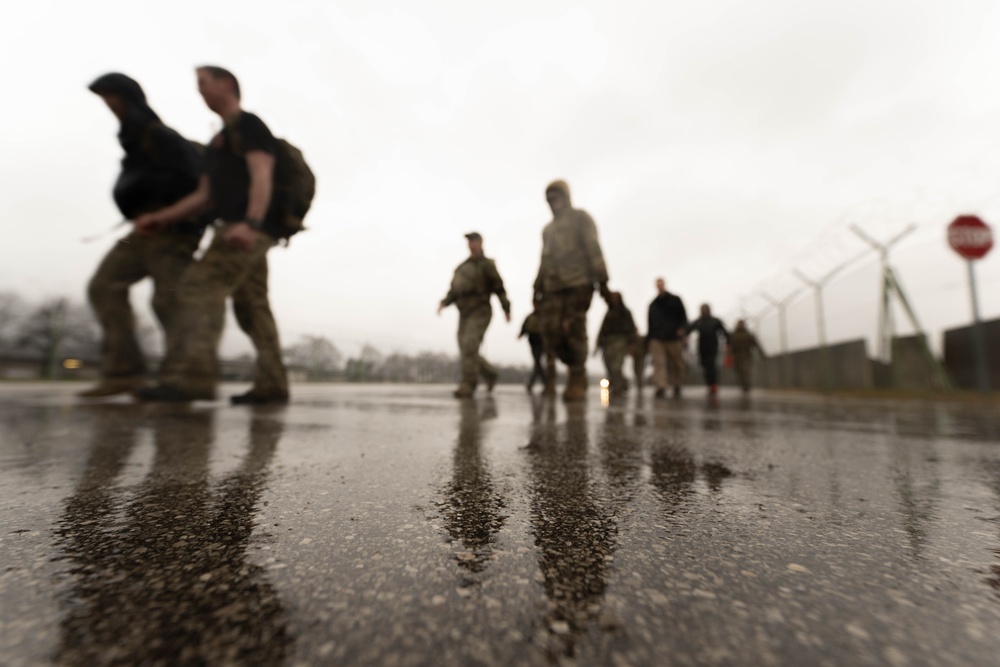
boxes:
[736,355,752,392]
[649,340,668,395]
[666,341,686,395]
[455,307,485,396]
[701,350,719,393]
[563,286,594,401]
[604,336,628,392]
[152,227,271,400]
[83,232,150,395]
[538,294,564,397]
[529,339,545,389]
[145,230,202,381]
[231,250,289,401]
[469,307,496,390]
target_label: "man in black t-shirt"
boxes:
[134,66,289,404]
[81,73,204,398]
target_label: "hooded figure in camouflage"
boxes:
[533,180,610,401]
[81,73,205,398]
[438,232,512,398]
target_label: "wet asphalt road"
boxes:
[2,383,1000,667]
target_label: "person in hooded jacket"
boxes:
[533,180,610,401]
[80,73,205,398]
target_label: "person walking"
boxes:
[519,301,545,393]
[687,304,729,396]
[80,73,205,398]
[730,319,766,393]
[135,66,292,404]
[438,232,511,398]
[647,278,688,398]
[594,292,637,395]
[532,180,610,401]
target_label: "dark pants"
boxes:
[700,348,719,386]
[527,335,544,388]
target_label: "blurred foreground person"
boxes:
[136,66,313,404]
[438,232,511,398]
[533,180,610,401]
[647,278,688,398]
[594,292,637,394]
[81,73,205,398]
[518,301,545,393]
[730,319,766,393]
[688,304,729,396]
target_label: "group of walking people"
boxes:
[83,65,764,406]
[439,181,767,401]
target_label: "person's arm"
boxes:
[677,299,689,338]
[224,150,275,251]
[578,211,610,297]
[134,175,211,235]
[487,261,512,322]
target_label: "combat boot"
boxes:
[453,384,475,398]
[563,369,587,402]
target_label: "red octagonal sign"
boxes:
[948,215,993,260]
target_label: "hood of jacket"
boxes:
[89,72,161,153]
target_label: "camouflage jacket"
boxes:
[729,329,763,357]
[441,255,511,313]
[533,208,609,294]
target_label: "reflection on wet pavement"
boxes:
[2,384,1000,666]
[440,398,506,576]
[53,404,289,665]
[526,402,616,659]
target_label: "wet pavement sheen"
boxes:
[2,383,1000,666]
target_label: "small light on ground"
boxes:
[62,359,82,370]
[599,378,610,388]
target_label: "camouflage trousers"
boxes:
[161,225,288,398]
[87,229,201,381]
[601,335,631,392]
[457,303,497,388]
[539,286,593,385]
[734,354,753,391]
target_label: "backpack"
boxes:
[223,122,316,239]
[271,138,316,238]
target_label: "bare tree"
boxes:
[0,291,27,347]
[283,335,343,380]
[16,298,101,378]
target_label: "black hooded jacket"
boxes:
[89,73,203,223]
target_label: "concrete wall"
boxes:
[755,339,874,390]
[890,334,938,391]
[943,317,1000,390]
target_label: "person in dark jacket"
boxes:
[687,304,730,395]
[594,292,637,394]
[80,73,205,398]
[647,278,688,398]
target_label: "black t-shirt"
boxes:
[206,111,278,227]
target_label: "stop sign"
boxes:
[948,215,993,260]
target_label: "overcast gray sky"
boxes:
[2,0,999,364]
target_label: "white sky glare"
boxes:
[2,0,1000,364]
